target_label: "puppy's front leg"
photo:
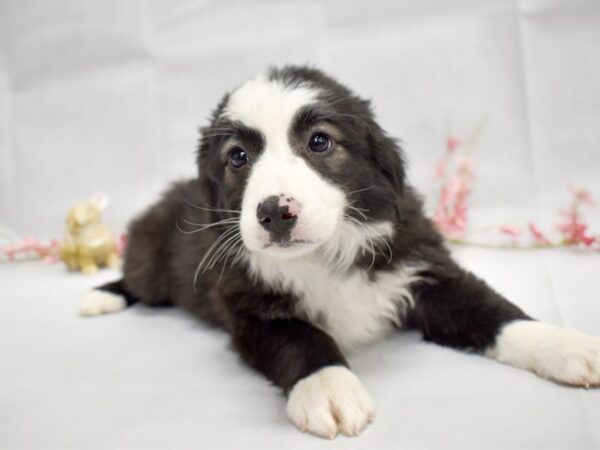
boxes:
[414,266,600,387]
[231,316,374,438]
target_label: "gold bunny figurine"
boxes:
[60,195,121,275]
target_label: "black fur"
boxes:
[96,280,139,307]
[96,66,532,394]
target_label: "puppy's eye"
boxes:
[308,132,331,153]
[228,147,249,168]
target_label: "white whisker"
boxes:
[230,241,246,267]
[347,205,368,221]
[193,226,240,288]
[217,236,245,282]
[346,185,374,196]
[176,217,240,235]
[206,232,242,272]
[184,199,241,215]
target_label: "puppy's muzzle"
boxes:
[257,195,299,243]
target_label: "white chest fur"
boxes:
[249,255,424,351]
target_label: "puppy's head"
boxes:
[198,66,405,262]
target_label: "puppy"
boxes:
[81,66,600,439]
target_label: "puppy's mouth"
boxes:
[263,239,314,249]
[255,237,321,259]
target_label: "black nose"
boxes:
[257,195,298,239]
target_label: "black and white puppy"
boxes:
[81,66,600,439]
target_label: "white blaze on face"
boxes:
[224,75,346,258]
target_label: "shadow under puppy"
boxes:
[81,66,600,439]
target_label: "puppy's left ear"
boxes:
[368,124,406,194]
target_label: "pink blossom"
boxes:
[451,202,468,231]
[439,183,451,208]
[555,186,597,247]
[569,186,595,206]
[433,209,467,239]
[21,234,44,253]
[446,136,462,154]
[529,223,551,245]
[433,180,469,239]
[558,209,597,247]
[116,234,128,257]
[430,128,600,251]
[1,235,61,262]
[3,245,16,261]
[500,225,521,241]
[42,254,60,264]
[433,158,446,180]
[42,239,61,264]
[445,177,463,201]
[433,158,472,240]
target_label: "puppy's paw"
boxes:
[80,290,127,317]
[489,320,600,387]
[286,366,374,439]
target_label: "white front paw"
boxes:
[537,329,600,387]
[286,366,374,439]
[489,320,600,387]
[79,290,126,316]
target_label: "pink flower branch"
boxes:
[432,120,599,252]
[1,232,128,264]
[432,117,487,239]
[0,234,61,263]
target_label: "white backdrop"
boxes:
[2,2,600,449]
[1,0,599,239]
